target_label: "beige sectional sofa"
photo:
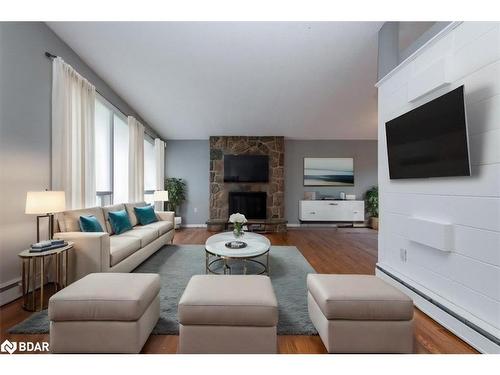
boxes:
[54,202,175,282]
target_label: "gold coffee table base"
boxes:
[205,250,270,276]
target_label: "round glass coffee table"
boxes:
[205,232,271,275]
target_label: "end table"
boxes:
[18,242,74,312]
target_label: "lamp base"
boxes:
[36,214,54,242]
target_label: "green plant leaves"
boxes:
[365,186,378,218]
[164,177,187,214]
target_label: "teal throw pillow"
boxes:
[79,215,104,232]
[134,205,158,225]
[108,209,132,234]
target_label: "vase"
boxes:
[233,227,244,238]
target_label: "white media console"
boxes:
[299,200,365,222]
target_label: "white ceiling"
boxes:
[47,22,383,140]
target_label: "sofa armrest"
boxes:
[54,231,110,282]
[156,211,175,224]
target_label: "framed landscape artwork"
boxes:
[303,158,354,186]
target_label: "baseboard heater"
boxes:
[0,280,18,294]
[376,265,500,347]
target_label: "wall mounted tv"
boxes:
[385,85,470,179]
[224,154,269,182]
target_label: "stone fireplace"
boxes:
[208,136,286,232]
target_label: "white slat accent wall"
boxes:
[376,22,500,353]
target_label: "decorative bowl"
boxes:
[225,241,247,249]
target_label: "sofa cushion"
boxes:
[102,204,126,234]
[59,207,106,233]
[134,205,158,225]
[307,274,414,321]
[49,273,160,321]
[125,202,147,227]
[79,215,105,232]
[108,209,133,235]
[178,275,278,327]
[121,226,158,247]
[143,220,174,236]
[109,235,141,266]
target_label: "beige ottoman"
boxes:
[49,273,160,353]
[178,275,278,354]
[307,274,414,353]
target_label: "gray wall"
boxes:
[399,22,452,61]
[377,22,400,81]
[164,139,378,225]
[0,22,157,296]
[285,140,378,224]
[165,140,210,225]
[377,22,452,80]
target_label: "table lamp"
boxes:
[25,191,66,242]
[153,190,169,211]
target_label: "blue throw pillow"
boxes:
[108,210,133,234]
[134,205,158,225]
[79,215,104,232]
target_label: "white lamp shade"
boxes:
[25,191,66,214]
[153,190,169,202]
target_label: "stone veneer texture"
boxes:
[209,136,285,222]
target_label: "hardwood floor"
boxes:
[0,228,477,354]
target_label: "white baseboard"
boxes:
[181,224,207,228]
[0,278,22,306]
[180,223,369,229]
[287,223,370,228]
[288,223,339,228]
[376,264,500,354]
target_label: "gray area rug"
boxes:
[8,245,317,335]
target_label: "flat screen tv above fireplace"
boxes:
[224,154,269,182]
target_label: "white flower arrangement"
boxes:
[229,213,247,238]
[229,213,247,224]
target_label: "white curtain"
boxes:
[154,138,166,210]
[51,57,96,209]
[128,116,144,202]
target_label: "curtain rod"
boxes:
[45,51,157,140]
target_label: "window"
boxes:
[113,114,129,203]
[94,95,159,206]
[94,95,129,206]
[144,137,156,204]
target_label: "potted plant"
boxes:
[164,177,186,229]
[365,186,379,230]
